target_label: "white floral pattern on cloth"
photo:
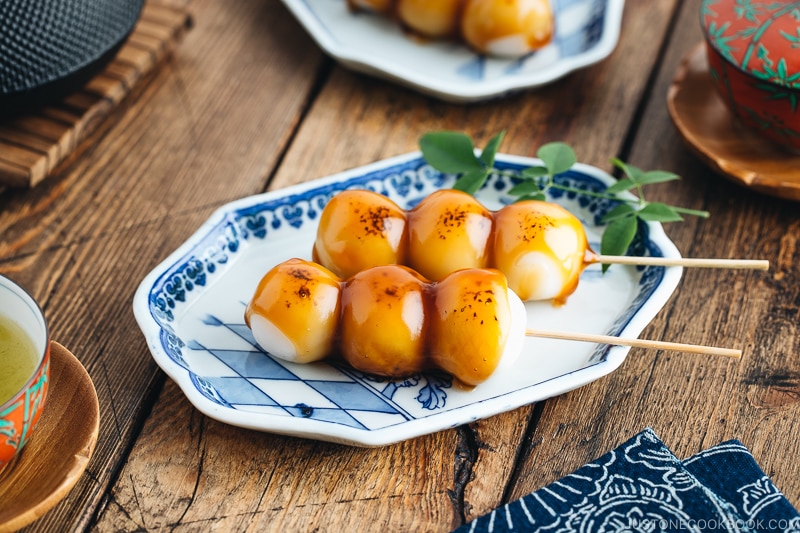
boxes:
[455,428,800,533]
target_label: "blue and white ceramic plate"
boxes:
[279,0,625,102]
[133,153,682,447]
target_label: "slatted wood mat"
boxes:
[0,3,192,188]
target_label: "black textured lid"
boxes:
[0,0,144,114]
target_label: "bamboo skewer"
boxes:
[525,328,742,358]
[588,254,769,270]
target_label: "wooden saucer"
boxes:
[0,341,99,532]
[667,44,800,202]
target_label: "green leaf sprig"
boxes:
[418,130,709,270]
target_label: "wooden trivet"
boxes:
[0,2,192,188]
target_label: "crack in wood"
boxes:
[449,423,483,525]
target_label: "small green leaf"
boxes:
[419,132,484,174]
[636,202,684,222]
[605,177,637,194]
[521,165,549,178]
[515,192,547,202]
[610,157,632,176]
[508,180,542,196]
[452,169,490,195]
[600,203,636,223]
[611,157,645,182]
[479,130,505,168]
[537,142,576,175]
[637,170,680,185]
[625,163,646,183]
[600,216,638,272]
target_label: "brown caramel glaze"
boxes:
[429,268,511,387]
[396,0,466,39]
[312,190,408,279]
[315,189,590,304]
[407,189,495,281]
[340,265,432,377]
[461,0,553,56]
[491,200,587,303]
[246,259,513,386]
[346,0,553,56]
[245,259,342,363]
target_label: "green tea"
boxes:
[0,315,39,405]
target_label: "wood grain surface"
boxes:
[0,0,797,531]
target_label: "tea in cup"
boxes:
[0,274,50,473]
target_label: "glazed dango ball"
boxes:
[407,189,494,281]
[244,259,341,364]
[429,268,524,385]
[492,200,587,303]
[339,265,428,377]
[312,189,407,279]
[244,259,527,387]
[461,0,554,58]
[312,189,593,303]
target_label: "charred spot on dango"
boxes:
[359,206,394,237]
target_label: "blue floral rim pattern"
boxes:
[134,153,680,446]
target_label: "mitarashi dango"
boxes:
[313,189,590,304]
[244,259,526,387]
[346,0,554,58]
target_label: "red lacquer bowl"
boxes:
[700,0,800,152]
[0,275,50,473]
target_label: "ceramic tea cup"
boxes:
[0,274,50,473]
[700,0,800,153]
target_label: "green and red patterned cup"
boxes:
[701,0,800,152]
[0,274,50,473]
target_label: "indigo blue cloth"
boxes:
[455,428,800,532]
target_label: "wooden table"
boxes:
[3,0,798,531]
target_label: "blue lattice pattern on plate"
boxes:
[134,153,681,445]
[178,313,452,430]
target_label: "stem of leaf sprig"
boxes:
[418,131,710,271]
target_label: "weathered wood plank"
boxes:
[1,0,324,531]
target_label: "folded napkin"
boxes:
[455,428,800,532]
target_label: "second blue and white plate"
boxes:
[280,0,625,102]
[133,153,681,446]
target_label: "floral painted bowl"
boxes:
[0,274,50,473]
[700,0,800,152]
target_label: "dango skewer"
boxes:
[525,329,741,358]
[313,189,768,304]
[245,259,741,388]
[347,0,555,58]
[585,254,768,270]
